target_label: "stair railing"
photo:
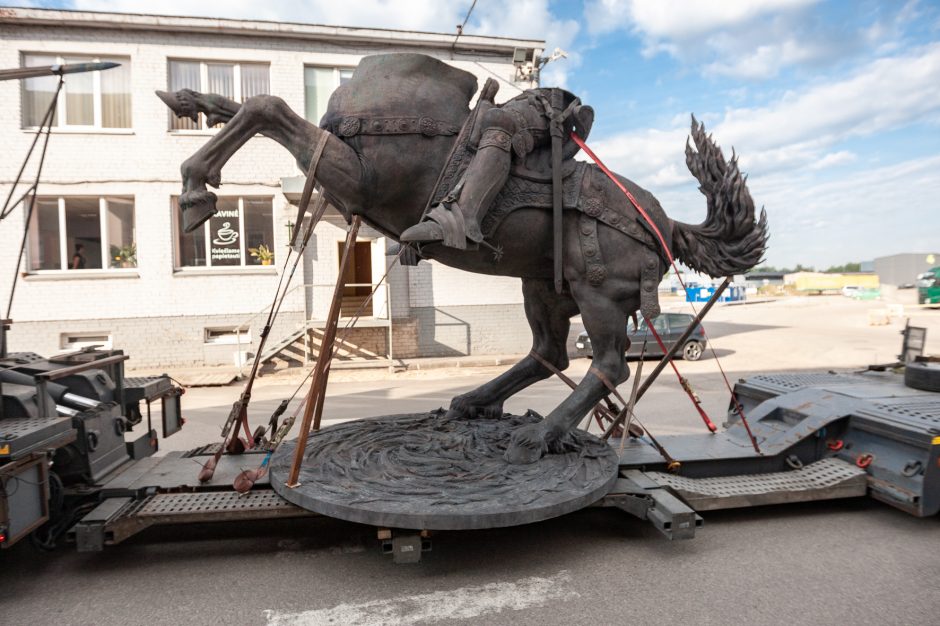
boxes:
[234,281,392,376]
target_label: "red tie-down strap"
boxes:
[644,316,716,432]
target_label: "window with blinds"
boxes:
[21,53,131,129]
[167,60,269,130]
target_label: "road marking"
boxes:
[263,570,578,625]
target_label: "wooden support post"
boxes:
[286,216,361,488]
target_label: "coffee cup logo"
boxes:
[213,222,239,246]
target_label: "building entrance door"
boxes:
[337,240,372,317]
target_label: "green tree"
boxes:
[748,265,791,274]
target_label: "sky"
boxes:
[11,0,940,269]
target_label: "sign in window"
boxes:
[209,198,242,266]
[176,196,275,268]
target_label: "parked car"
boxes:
[574,312,707,361]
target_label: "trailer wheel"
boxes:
[904,358,940,392]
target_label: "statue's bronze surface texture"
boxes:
[269,411,619,529]
[160,52,767,470]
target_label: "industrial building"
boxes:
[873,253,940,288]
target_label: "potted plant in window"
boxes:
[111,243,137,268]
[249,243,274,266]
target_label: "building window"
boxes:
[21,53,131,129]
[27,197,136,271]
[304,66,353,124]
[204,327,251,345]
[175,196,275,268]
[168,60,269,130]
[61,332,112,350]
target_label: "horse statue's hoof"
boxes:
[179,189,218,233]
[446,391,505,420]
[504,422,548,465]
[155,89,198,123]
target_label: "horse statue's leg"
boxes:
[447,278,578,419]
[158,91,363,232]
[505,264,638,464]
[156,89,241,127]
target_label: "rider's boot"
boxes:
[401,114,514,246]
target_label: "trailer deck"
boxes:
[66,367,937,560]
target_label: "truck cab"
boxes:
[917,267,940,305]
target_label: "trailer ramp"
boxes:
[648,457,867,511]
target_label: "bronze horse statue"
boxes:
[159,53,767,464]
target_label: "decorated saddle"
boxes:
[429,107,667,318]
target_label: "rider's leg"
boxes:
[400,107,516,244]
[459,124,513,242]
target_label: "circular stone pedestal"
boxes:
[269,411,619,530]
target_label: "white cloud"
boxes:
[590,127,688,186]
[623,151,940,268]
[586,0,818,39]
[583,0,893,79]
[717,43,940,152]
[577,41,940,267]
[810,151,856,170]
[590,43,940,186]
[702,37,829,80]
[750,155,940,267]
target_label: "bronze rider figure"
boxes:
[400,85,594,249]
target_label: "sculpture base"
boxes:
[269,411,619,530]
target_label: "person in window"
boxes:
[71,243,86,270]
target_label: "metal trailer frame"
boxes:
[67,363,937,562]
[67,443,706,558]
[0,345,184,550]
[4,320,934,561]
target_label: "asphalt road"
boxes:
[2,297,939,625]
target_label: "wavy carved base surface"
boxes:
[269,411,619,530]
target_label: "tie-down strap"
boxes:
[334,115,460,138]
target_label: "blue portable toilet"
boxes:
[685,284,745,303]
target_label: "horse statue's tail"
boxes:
[671,116,768,277]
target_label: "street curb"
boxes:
[398,355,524,371]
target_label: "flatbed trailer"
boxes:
[67,366,937,561]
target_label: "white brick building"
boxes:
[0,8,544,368]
